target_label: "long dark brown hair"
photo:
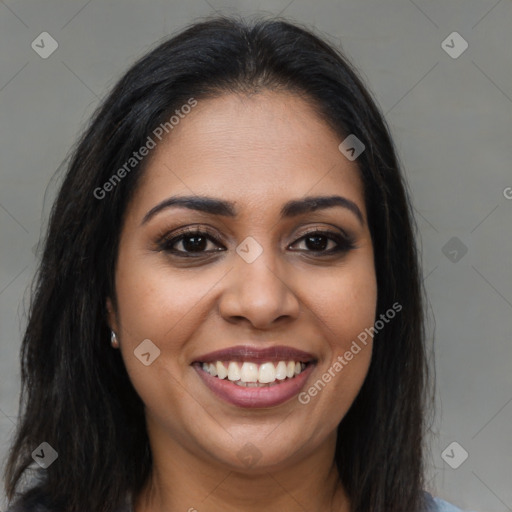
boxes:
[4,15,433,512]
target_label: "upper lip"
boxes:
[193,345,316,364]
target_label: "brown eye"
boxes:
[173,233,211,253]
[158,229,225,257]
[156,227,355,259]
[289,230,356,255]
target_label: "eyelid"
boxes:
[158,222,354,241]
[292,224,354,243]
[155,225,225,251]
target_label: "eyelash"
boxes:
[156,226,356,258]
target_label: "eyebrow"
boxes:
[141,194,364,226]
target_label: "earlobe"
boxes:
[106,297,118,333]
[110,331,120,349]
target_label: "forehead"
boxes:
[130,91,366,220]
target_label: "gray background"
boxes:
[1,1,511,511]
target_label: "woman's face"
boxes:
[108,91,377,472]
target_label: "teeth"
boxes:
[227,362,241,381]
[240,362,259,382]
[216,361,228,379]
[201,360,307,384]
[275,361,287,380]
[258,362,276,383]
[235,381,267,387]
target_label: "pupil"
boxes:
[183,236,207,252]
[306,235,327,251]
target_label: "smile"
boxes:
[200,360,307,386]
[192,345,316,408]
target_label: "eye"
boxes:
[288,229,356,255]
[157,228,225,257]
[156,226,356,258]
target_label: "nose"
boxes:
[218,250,301,330]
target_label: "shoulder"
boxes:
[4,493,50,512]
[434,497,478,511]
[424,491,475,512]
[3,477,132,512]
[4,495,130,512]
[5,503,130,512]
[4,502,48,512]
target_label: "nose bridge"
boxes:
[218,236,300,328]
[235,238,288,302]
[239,249,283,295]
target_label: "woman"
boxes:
[3,15,472,512]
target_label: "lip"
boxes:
[193,361,315,408]
[192,345,316,364]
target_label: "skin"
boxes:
[107,90,378,512]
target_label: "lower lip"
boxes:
[193,363,315,408]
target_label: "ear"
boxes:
[106,297,119,333]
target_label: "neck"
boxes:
[134,430,350,512]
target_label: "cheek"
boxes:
[329,265,377,379]
[114,252,218,342]
[112,251,218,395]
[331,274,377,348]
[296,257,377,419]
[113,266,205,426]
[303,259,377,350]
